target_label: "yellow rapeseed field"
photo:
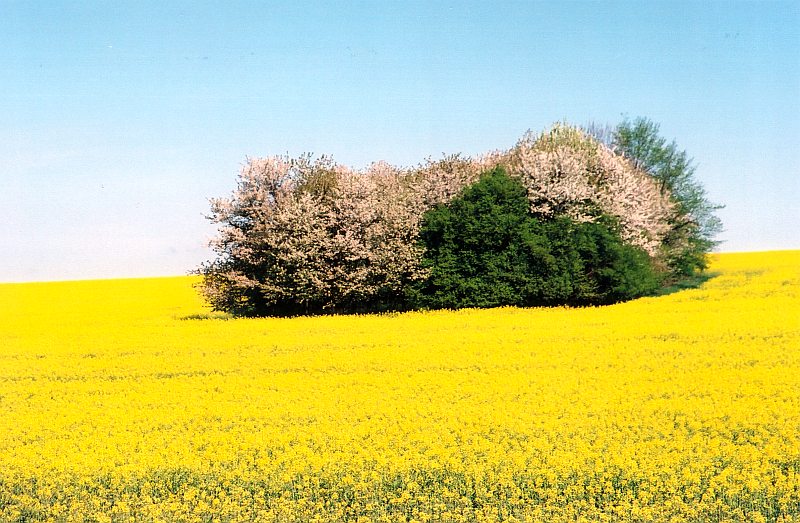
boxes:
[0,251,798,522]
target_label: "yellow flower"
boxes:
[0,251,798,521]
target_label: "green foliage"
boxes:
[612,117,723,277]
[408,168,660,310]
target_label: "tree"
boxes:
[506,124,675,259]
[408,167,660,310]
[611,117,723,276]
[195,155,427,316]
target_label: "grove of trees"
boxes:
[196,119,721,316]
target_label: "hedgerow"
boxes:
[196,121,718,316]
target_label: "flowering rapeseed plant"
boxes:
[0,251,798,521]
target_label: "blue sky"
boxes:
[2,1,798,282]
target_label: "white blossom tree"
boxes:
[506,124,674,258]
[196,155,427,315]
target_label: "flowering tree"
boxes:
[408,152,503,209]
[196,155,427,315]
[505,124,674,259]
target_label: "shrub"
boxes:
[408,167,660,310]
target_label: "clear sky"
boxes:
[2,1,799,282]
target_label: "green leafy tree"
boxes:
[612,117,723,276]
[562,216,662,303]
[408,167,660,310]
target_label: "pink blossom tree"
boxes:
[196,155,427,315]
[505,124,674,259]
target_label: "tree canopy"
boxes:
[610,117,723,276]
[408,167,660,310]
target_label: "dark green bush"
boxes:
[408,167,660,309]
